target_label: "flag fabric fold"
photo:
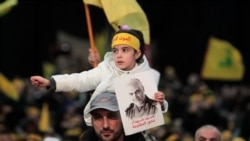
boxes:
[0,72,19,101]
[201,36,245,81]
[83,0,150,45]
[0,0,18,17]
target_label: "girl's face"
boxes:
[112,44,141,71]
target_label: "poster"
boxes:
[114,70,164,135]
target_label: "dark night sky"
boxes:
[0,0,249,85]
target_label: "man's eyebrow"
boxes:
[107,111,120,117]
[91,111,101,115]
[199,136,218,141]
[107,112,116,115]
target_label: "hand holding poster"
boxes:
[114,71,164,135]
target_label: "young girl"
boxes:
[30,25,168,126]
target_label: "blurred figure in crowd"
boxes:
[195,124,221,141]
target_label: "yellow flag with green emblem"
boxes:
[201,36,245,81]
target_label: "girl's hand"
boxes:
[154,91,165,105]
[30,76,50,87]
[88,48,100,66]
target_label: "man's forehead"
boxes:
[198,130,220,141]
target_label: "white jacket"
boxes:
[52,52,168,126]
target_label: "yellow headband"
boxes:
[111,33,140,51]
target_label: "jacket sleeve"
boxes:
[161,100,169,113]
[51,61,110,92]
[46,78,56,93]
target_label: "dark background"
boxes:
[0,0,249,85]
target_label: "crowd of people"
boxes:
[0,26,250,141]
[1,62,250,141]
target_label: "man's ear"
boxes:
[135,50,141,59]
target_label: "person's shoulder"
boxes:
[126,103,135,111]
[145,95,157,104]
[103,52,113,60]
[96,52,115,72]
[101,52,116,67]
[145,95,155,101]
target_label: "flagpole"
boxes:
[84,3,97,67]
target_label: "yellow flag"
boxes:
[0,72,19,101]
[0,0,18,17]
[83,0,150,45]
[201,36,245,81]
[39,102,50,132]
[95,28,110,60]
